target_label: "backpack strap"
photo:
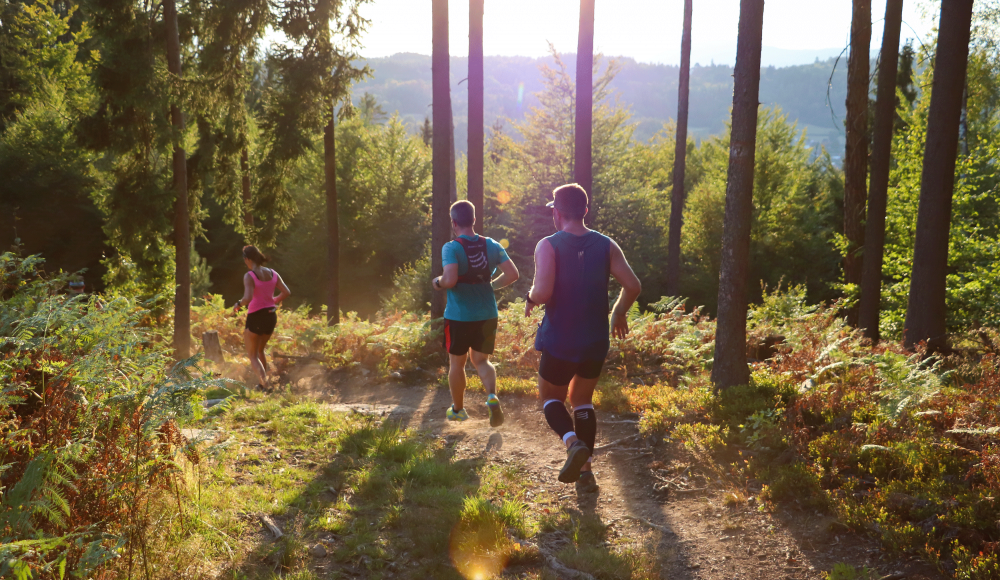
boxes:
[456,237,491,285]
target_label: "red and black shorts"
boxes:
[443,318,498,356]
[538,350,605,386]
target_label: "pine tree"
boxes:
[858,0,903,343]
[903,0,975,350]
[712,0,765,390]
[665,0,692,297]
[431,0,452,320]
[468,0,484,233]
[574,0,595,209]
[843,0,871,326]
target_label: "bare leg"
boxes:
[568,375,599,471]
[258,333,272,384]
[469,350,496,395]
[244,330,266,385]
[449,352,469,411]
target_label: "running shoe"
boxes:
[486,394,504,427]
[446,406,469,421]
[576,470,600,494]
[558,440,592,483]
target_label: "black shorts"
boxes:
[538,350,605,386]
[443,318,498,356]
[246,308,277,335]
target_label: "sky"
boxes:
[354,0,938,67]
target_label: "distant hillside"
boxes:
[354,53,851,156]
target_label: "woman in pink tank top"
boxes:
[233,245,291,388]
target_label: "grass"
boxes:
[143,387,659,579]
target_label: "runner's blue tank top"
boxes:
[534,230,613,362]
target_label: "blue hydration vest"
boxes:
[534,230,613,362]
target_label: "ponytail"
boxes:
[242,245,268,265]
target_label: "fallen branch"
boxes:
[623,515,675,536]
[601,420,640,425]
[594,434,640,452]
[259,514,283,539]
[514,539,595,580]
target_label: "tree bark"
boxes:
[903,0,974,351]
[468,0,484,233]
[711,0,764,391]
[325,109,340,325]
[843,0,871,326]
[574,0,595,210]
[665,0,692,298]
[165,0,190,360]
[858,0,903,343]
[431,0,452,320]
[241,146,254,232]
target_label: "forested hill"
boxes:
[354,52,850,154]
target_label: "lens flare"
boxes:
[449,518,509,580]
[496,190,511,205]
[499,239,510,249]
[516,82,524,112]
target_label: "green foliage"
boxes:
[0,252,223,577]
[680,108,842,312]
[274,113,432,312]
[880,43,1000,337]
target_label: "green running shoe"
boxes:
[446,405,469,421]
[486,394,504,427]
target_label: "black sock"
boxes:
[574,406,597,452]
[543,400,574,439]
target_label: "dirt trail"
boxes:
[290,364,944,580]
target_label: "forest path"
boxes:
[289,363,944,580]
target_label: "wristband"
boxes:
[433,277,441,290]
[525,290,535,305]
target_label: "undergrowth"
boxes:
[0,251,223,578]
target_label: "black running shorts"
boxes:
[538,350,605,386]
[443,318,498,356]
[245,307,277,335]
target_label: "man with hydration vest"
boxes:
[432,200,519,426]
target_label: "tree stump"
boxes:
[202,330,224,363]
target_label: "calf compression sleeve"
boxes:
[543,399,575,441]
[573,404,597,452]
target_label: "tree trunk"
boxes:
[903,0,974,351]
[858,0,903,343]
[574,0,595,213]
[843,0,871,326]
[431,0,452,320]
[665,0,692,298]
[449,109,458,204]
[468,0,484,233]
[711,0,765,391]
[325,108,340,325]
[165,0,190,360]
[241,146,254,232]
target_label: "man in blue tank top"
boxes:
[433,200,519,426]
[525,184,642,495]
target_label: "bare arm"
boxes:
[609,240,642,339]
[434,263,460,291]
[235,273,254,311]
[525,239,555,316]
[274,273,291,304]
[491,259,519,290]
